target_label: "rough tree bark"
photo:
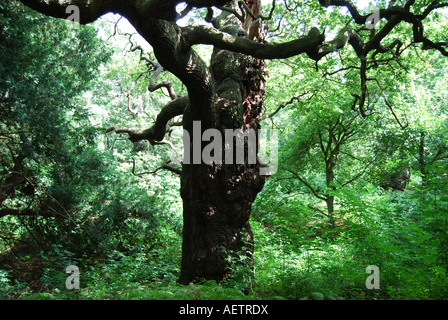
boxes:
[178,3,267,283]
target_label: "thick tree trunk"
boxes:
[178,162,265,283]
[178,88,266,283]
[178,8,267,283]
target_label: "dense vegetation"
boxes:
[1,0,448,301]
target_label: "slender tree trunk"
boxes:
[325,145,338,229]
[325,195,335,229]
[418,131,429,186]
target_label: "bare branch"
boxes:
[338,158,375,189]
[324,0,366,24]
[261,91,313,120]
[148,63,178,100]
[285,168,327,201]
[307,204,330,218]
[132,159,181,176]
[418,0,448,19]
[217,5,245,23]
[238,0,276,22]
[368,77,408,129]
[106,95,189,143]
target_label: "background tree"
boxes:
[0,0,111,250]
[1,4,185,295]
[280,98,372,229]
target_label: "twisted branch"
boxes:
[132,159,181,176]
[106,95,189,143]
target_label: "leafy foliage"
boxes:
[1,0,448,301]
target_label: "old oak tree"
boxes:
[16,0,448,283]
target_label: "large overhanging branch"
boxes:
[323,0,448,24]
[18,0,190,23]
[18,0,127,24]
[18,0,448,58]
[17,0,262,25]
[183,25,325,59]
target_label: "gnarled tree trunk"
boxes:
[178,6,267,283]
